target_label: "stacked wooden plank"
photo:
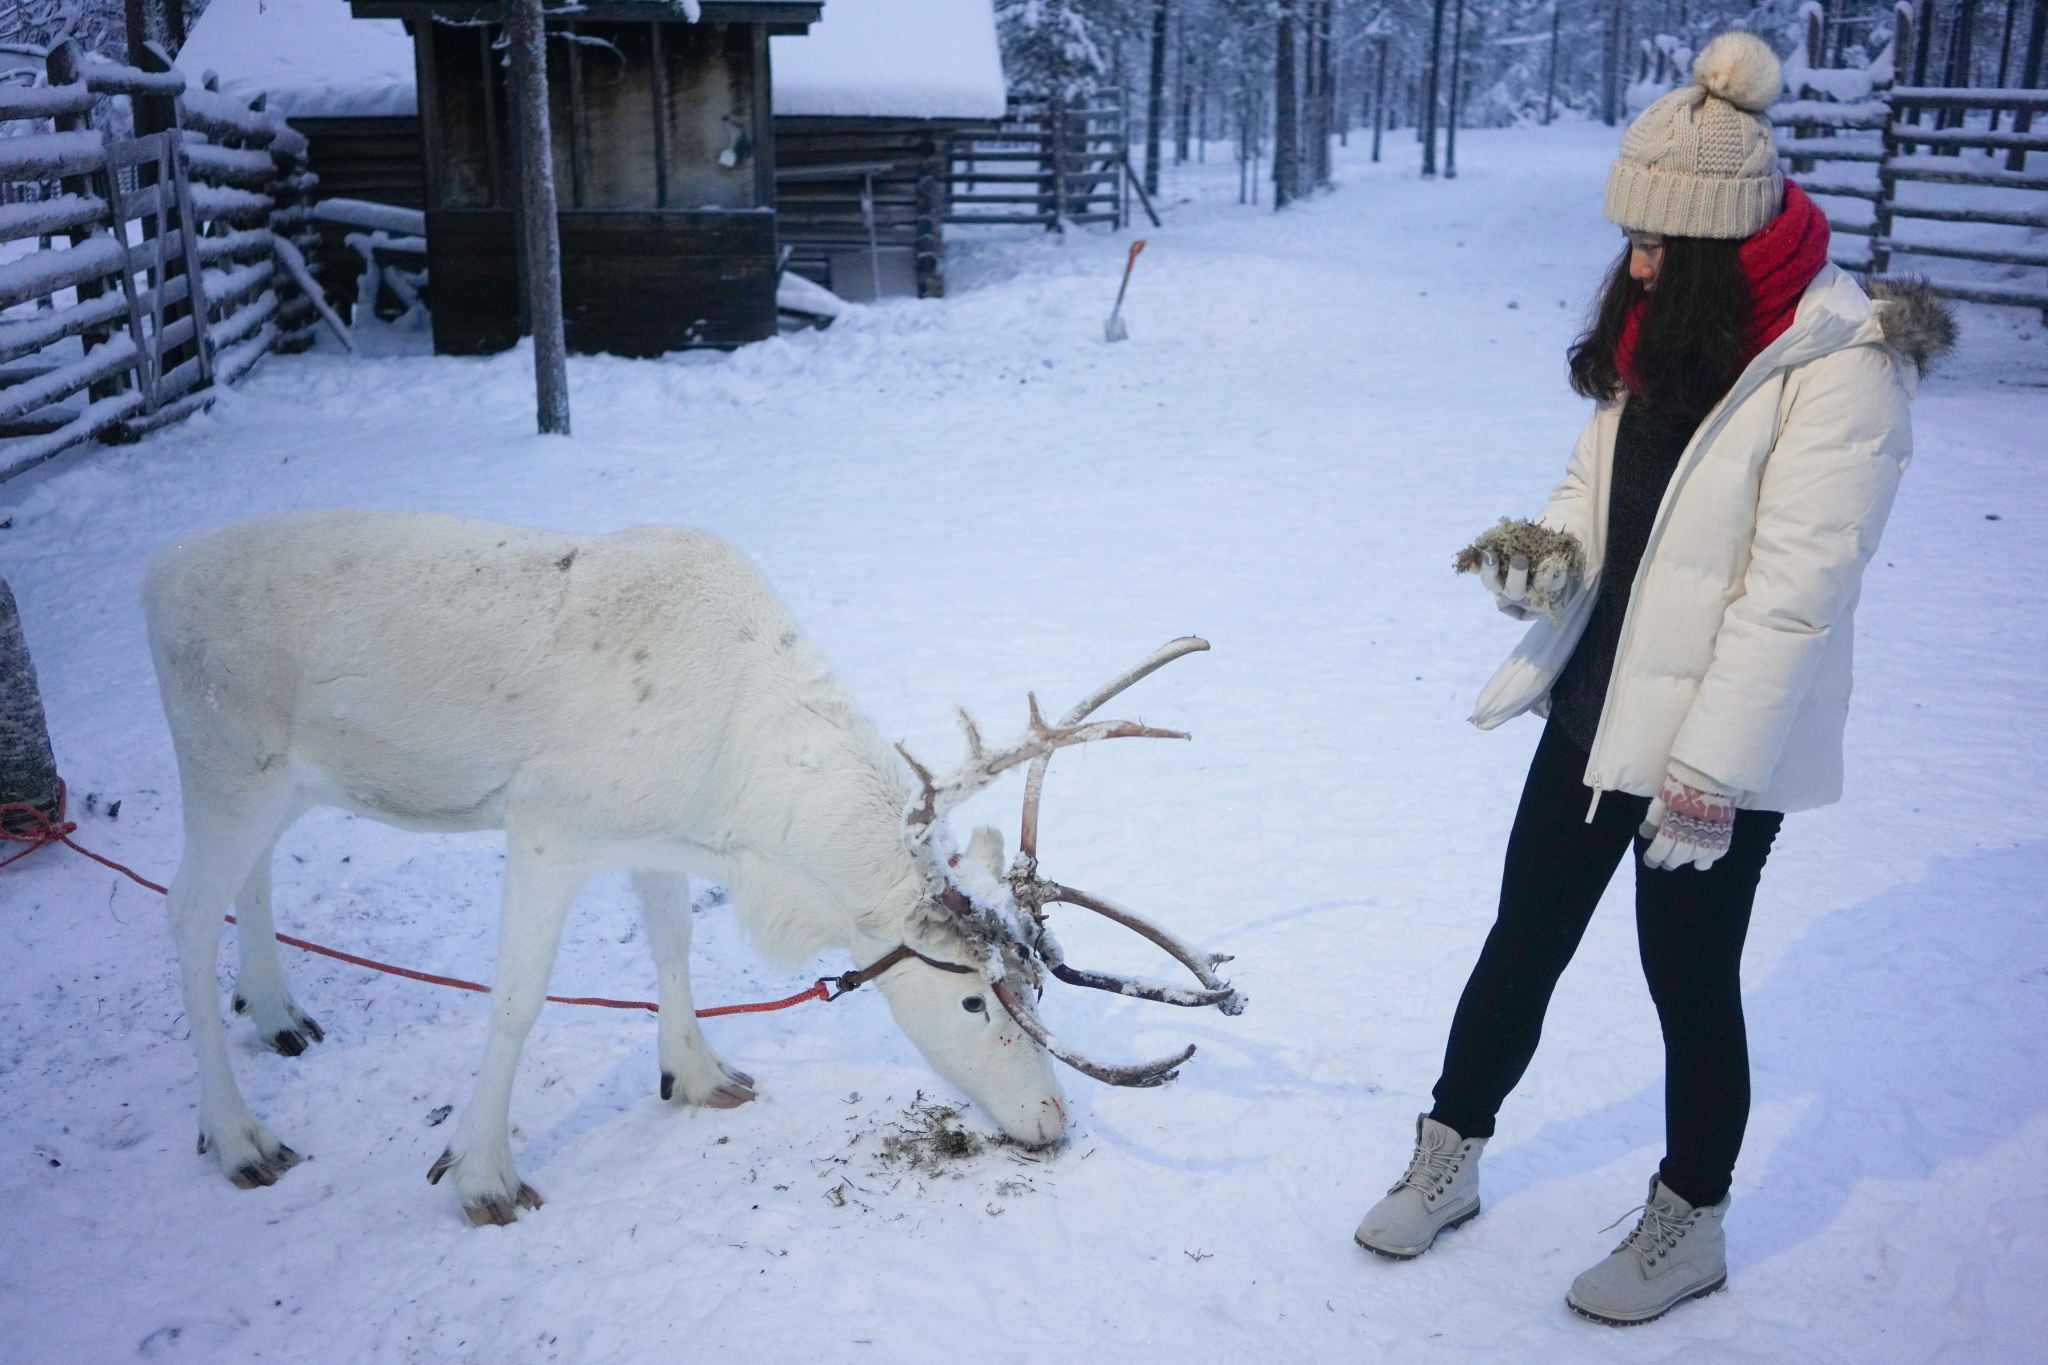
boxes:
[1777,85,2048,321]
[948,95,1129,233]
[0,41,322,482]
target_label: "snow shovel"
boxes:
[1104,238,1147,342]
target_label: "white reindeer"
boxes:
[144,510,1242,1224]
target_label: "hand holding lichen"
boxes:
[1454,519,1586,623]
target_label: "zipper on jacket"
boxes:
[1578,270,1863,797]
[1582,365,1775,797]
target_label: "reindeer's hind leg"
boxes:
[169,784,305,1189]
[632,869,756,1109]
[429,824,589,1225]
[229,813,325,1057]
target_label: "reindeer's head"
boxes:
[864,638,1246,1147]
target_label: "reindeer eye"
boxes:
[961,995,986,1014]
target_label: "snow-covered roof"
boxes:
[177,0,417,119]
[174,0,1004,124]
[771,0,1005,121]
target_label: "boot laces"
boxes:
[1612,1199,1691,1263]
[1392,1130,1463,1200]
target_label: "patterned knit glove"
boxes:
[1640,763,1740,872]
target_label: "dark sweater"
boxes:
[1548,401,1702,753]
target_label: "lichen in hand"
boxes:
[1454,518,1586,622]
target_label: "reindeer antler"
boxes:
[1018,636,1212,861]
[901,637,1245,1091]
[896,696,1189,839]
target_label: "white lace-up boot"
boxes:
[1566,1174,1730,1325]
[1353,1114,1488,1259]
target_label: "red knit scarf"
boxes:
[1613,181,1831,396]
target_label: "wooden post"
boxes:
[506,0,570,435]
[1874,95,1900,275]
[44,43,117,390]
[0,579,60,835]
[2012,0,2047,171]
[650,22,671,209]
[1940,0,1981,140]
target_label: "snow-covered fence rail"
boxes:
[1775,84,2048,323]
[0,40,323,481]
[948,94,1131,233]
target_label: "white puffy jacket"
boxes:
[1471,267,1951,814]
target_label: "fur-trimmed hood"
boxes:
[1867,277,1958,375]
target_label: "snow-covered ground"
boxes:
[2,124,2044,1363]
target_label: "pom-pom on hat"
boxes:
[1604,30,1785,239]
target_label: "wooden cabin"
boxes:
[177,0,999,339]
[348,0,819,356]
[769,0,1005,300]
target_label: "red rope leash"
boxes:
[0,782,836,1019]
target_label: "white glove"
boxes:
[1478,550,1577,622]
[1640,763,1741,872]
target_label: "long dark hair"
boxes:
[1568,236,1751,419]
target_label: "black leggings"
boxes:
[1428,720,1782,1208]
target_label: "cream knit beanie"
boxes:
[1604,31,1785,239]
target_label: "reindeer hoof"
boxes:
[463,1184,543,1227]
[703,1071,758,1109]
[228,1143,300,1189]
[265,1009,325,1056]
[661,1066,757,1107]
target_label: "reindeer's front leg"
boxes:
[429,828,589,1226]
[631,869,756,1108]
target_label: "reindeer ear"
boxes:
[967,825,1005,879]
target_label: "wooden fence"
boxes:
[1776,84,2048,320]
[947,95,1138,232]
[0,40,318,483]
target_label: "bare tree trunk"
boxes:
[1319,1,1335,178]
[1371,37,1387,161]
[0,580,60,834]
[1445,0,1466,179]
[1602,0,1624,127]
[1422,0,1448,175]
[507,0,570,436]
[1147,0,1168,196]
[1544,2,1562,125]
[1175,27,1192,164]
[1274,1,1298,207]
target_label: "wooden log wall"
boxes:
[773,118,953,299]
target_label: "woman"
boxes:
[1351,31,1953,1325]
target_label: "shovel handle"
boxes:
[1113,238,1147,312]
